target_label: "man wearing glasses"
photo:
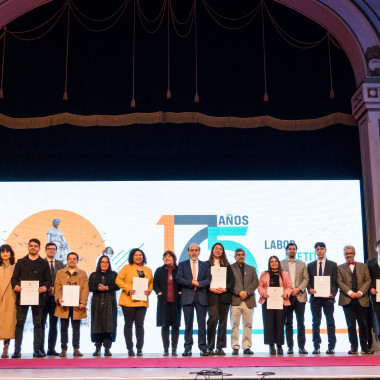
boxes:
[11,238,51,358]
[40,242,65,356]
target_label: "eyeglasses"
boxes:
[46,248,57,250]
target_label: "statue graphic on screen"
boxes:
[47,218,70,262]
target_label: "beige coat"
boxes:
[0,264,16,340]
[54,267,89,320]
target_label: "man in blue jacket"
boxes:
[176,243,211,356]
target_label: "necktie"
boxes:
[50,261,54,277]
[319,261,322,276]
[192,260,197,280]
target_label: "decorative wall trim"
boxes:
[0,111,357,131]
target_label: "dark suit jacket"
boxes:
[337,262,371,307]
[230,262,258,308]
[46,258,65,285]
[366,256,380,302]
[307,259,338,303]
[207,264,234,305]
[175,259,211,306]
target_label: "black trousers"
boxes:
[40,295,59,352]
[284,296,306,349]
[207,297,230,350]
[161,302,179,350]
[182,301,207,351]
[122,306,147,351]
[93,333,112,349]
[371,301,380,344]
[15,305,43,352]
[262,301,285,345]
[310,298,336,349]
[343,299,369,350]
[60,308,81,350]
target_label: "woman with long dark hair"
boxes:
[0,244,16,358]
[206,242,235,355]
[116,248,153,356]
[89,255,119,356]
[258,255,292,355]
[153,250,182,356]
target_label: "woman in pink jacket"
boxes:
[258,255,292,355]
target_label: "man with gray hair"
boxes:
[230,248,258,355]
[337,245,373,354]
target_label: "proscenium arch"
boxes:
[0,0,378,87]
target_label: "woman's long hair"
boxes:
[208,243,229,267]
[95,255,112,274]
[267,255,283,282]
[0,244,15,266]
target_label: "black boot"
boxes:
[269,344,276,355]
[93,347,101,356]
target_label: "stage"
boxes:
[1,352,380,379]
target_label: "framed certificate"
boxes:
[20,281,39,305]
[314,276,331,298]
[267,287,283,310]
[62,285,80,307]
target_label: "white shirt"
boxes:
[316,258,326,276]
[287,259,296,288]
[190,259,199,280]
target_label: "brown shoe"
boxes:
[73,348,83,357]
[59,350,67,358]
[1,340,9,358]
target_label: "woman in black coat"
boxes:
[89,255,119,356]
[207,242,235,355]
[153,250,181,356]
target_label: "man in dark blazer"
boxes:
[40,242,65,356]
[307,242,338,354]
[230,248,258,355]
[176,243,211,356]
[367,239,380,347]
[337,245,373,354]
[281,242,309,354]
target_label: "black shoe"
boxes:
[199,350,208,356]
[326,349,335,354]
[163,349,169,356]
[171,349,177,356]
[93,348,101,356]
[136,350,143,356]
[47,349,59,356]
[299,348,308,354]
[104,348,112,357]
[269,345,276,355]
[206,349,214,355]
[12,351,21,359]
[215,348,226,355]
[287,347,294,354]
[33,350,45,358]
[128,350,135,356]
[243,348,254,355]
[232,349,239,355]
[277,345,283,355]
[182,350,192,356]
[40,350,47,357]
[348,349,358,354]
[312,347,320,354]
[361,348,374,354]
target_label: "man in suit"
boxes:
[40,242,65,356]
[367,239,380,347]
[230,248,258,355]
[307,242,337,354]
[11,238,51,358]
[176,243,211,356]
[281,242,309,354]
[337,245,373,354]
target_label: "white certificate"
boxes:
[267,286,283,310]
[314,276,331,298]
[132,277,149,301]
[376,280,380,303]
[210,266,227,289]
[62,285,80,307]
[20,280,39,305]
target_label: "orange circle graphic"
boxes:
[6,209,106,273]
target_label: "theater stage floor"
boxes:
[1,353,380,380]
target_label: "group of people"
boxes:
[1,238,380,358]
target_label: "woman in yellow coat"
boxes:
[54,252,89,357]
[0,245,16,358]
[116,248,153,357]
